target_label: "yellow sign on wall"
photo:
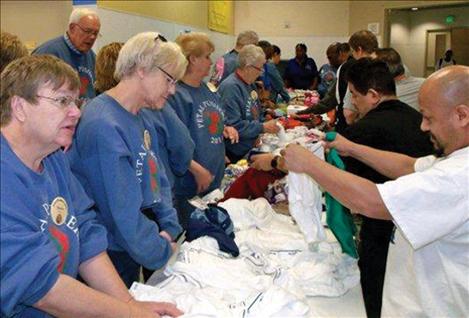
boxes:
[208,0,233,34]
[98,1,208,30]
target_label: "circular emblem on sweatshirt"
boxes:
[50,197,68,226]
[250,90,258,100]
[143,129,151,151]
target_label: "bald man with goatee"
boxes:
[281,65,469,317]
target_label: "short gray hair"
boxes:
[69,8,99,25]
[238,44,265,68]
[114,32,187,81]
[236,30,259,47]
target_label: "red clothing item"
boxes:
[278,117,304,129]
[222,168,286,201]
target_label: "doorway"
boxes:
[425,29,451,77]
[425,27,469,77]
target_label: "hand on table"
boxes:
[263,120,280,134]
[130,299,183,317]
[250,153,275,171]
[223,126,239,144]
[160,231,177,253]
[289,113,300,120]
[192,164,214,194]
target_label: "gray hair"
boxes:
[238,44,265,68]
[69,8,99,25]
[376,47,405,78]
[236,30,259,47]
[114,32,187,81]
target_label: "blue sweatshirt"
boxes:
[218,72,263,158]
[139,107,194,189]
[265,62,290,103]
[284,55,318,90]
[33,34,96,101]
[1,135,107,318]
[67,94,181,270]
[220,49,239,84]
[167,82,226,197]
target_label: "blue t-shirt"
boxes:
[139,107,194,189]
[1,134,107,318]
[33,34,96,101]
[167,82,226,197]
[317,63,338,98]
[284,55,318,90]
[68,94,181,270]
[218,72,263,158]
[265,62,290,103]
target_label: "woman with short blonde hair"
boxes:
[68,32,187,288]
[164,32,238,229]
[94,42,123,95]
[0,31,29,73]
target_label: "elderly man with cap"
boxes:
[33,8,100,102]
[282,65,469,317]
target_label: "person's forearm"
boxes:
[189,160,204,175]
[297,87,337,115]
[34,274,130,318]
[79,252,131,302]
[350,143,416,179]
[303,153,392,220]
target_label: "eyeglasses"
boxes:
[250,64,264,74]
[157,66,177,86]
[154,34,168,42]
[75,23,101,37]
[36,95,83,109]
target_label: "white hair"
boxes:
[238,44,265,68]
[114,31,187,81]
[236,30,259,47]
[69,8,99,25]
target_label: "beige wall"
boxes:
[1,0,72,50]
[390,5,469,77]
[349,0,468,39]
[234,1,350,37]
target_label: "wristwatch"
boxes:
[271,155,281,169]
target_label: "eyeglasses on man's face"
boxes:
[36,95,83,109]
[75,23,101,37]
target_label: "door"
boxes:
[451,27,469,67]
[425,30,451,77]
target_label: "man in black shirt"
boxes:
[343,59,433,318]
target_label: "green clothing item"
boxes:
[325,132,358,258]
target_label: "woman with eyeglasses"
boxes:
[0,55,182,317]
[67,32,187,289]
[218,44,279,163]
[159,32,239,229]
